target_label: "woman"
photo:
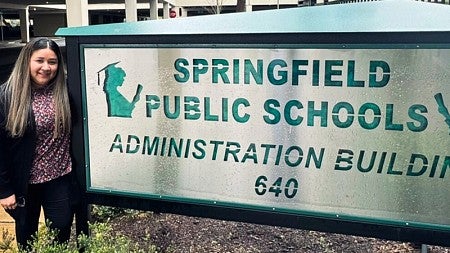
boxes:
[0,37,74,247]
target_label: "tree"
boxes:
[205,0,246,15]
[205,0,224,14]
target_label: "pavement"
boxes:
[0,207,45,248]
[0,208,16,244]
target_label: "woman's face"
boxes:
[29,48,58,87]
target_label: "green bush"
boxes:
[0,222,157,253]
[91,205,139,222]
[78,222,157,253]
[0,229,16,253]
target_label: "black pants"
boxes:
[14,175,73,247]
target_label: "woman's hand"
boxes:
[0,194,17,210]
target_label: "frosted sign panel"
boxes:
[81,46,450,230]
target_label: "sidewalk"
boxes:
[0,208,16,242]
[0,208,45,246]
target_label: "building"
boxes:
[0,0,448,43]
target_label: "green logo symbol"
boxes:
[98,62,143,118]
[434,93,450,135]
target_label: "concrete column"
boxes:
[125,0,138,22]
[19,7,29,43]
[246,0,253,12]
[66,0,89,27]
[180,7,187,17]
[149,0,158,20]
[162,2,169,19]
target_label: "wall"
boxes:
[32,13,66,37]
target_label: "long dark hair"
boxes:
[3,37,71,138]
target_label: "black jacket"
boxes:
[0,87,36,200]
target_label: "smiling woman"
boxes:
[0,37,81,250]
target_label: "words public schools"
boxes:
[145,96,427,132]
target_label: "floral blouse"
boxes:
[30,87,72,184]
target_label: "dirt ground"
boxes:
[109,211,450,253]
[1,208,449,252]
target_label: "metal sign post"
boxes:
[0,13,5,41]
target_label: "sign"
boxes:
[169,10,177,18]
[81,45,450,232]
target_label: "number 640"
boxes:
[254,175,298,199]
